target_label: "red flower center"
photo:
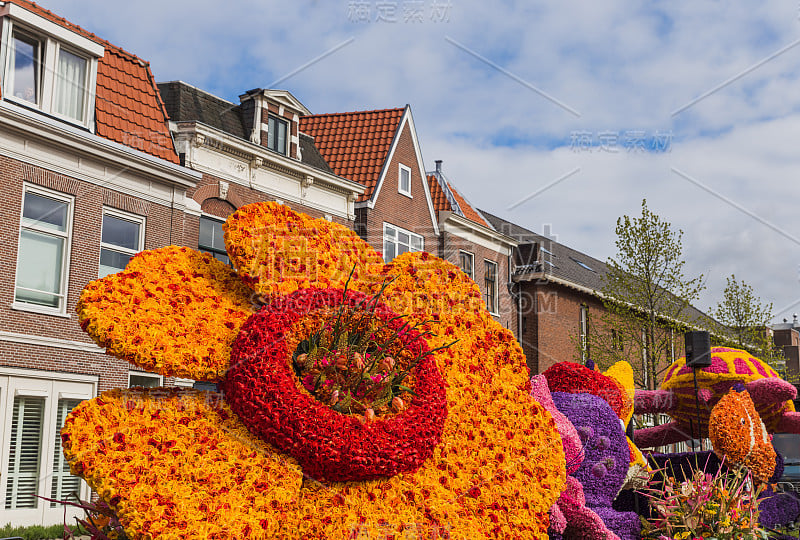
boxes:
[222,287,448,482]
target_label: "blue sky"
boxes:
[42,0,800,323]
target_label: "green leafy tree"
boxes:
[713,274,783,368]
[584,200,706,390]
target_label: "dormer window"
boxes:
[1,3,103,128]
[267,114,288,154]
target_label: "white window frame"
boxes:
[484,259,499,315]
[128,371,163,388]
[398,164,412,197]
[266,114,288,155]
[13,183,74,317]
[198,214,230,264]
[383,223,423,262]
[98,207,145,278]
[0,7,102,129]
[0,368,96,527]
[459,250,474,280]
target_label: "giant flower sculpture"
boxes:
[63,202,566,539]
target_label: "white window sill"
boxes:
[11,302,71,319]
[398,190,413,199]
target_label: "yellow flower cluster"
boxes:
[223,202,385,300]
[77,247,254,381]
[62,388,303,539]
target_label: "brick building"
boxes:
[482,210,716,383]
[300,108,518,329]
[0,0,202,525]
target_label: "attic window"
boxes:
[1,4,103,128]
[398,164,412,197]
[570,257,595,272]
[267,115,288,155]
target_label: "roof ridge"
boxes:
[157,80,238,106]
[10,0,149,65]
[303,107,406,119]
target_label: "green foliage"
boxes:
[586,199,705,389]
[0,522,84,540]
[713,274,785,370]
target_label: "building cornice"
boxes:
[0,101,200,188]
[175,121,365,199]
[441,211,518,250]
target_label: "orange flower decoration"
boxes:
[65,202,566,539]
[709,387,776,482]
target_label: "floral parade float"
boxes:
[535,362,644,540]
[61,202,567,539]
[633,347,800,449]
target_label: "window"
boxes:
[398,164,412,196]
[580,305,589,362]
[1,10,101,127]
[459,251,474,280]
[611,329,624,352]
[14,185,73,314]
[128,372,163,388]
[199,216,229,265]
[484,260,498,314]
[383,223,423,262]
[8,30,41,105]
[267,115,288,154]
[0,371,94,525]
[99,209,144,278]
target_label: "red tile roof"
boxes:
[3,1,179,164]
[300,108,405,202]
[427,174,489,228]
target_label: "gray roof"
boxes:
[158,81,246,139]
[157,81,333,175]
[480,209,721,329]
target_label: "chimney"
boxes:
[435,160,442,173]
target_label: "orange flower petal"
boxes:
[223,202,384,299]
[61,389,303,540]
[77,246,253,381]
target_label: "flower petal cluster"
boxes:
[61,388,303,539]
[543,362,627,420]
[65,202,566,539]
[223,287,447,481]
[77,246,254,380]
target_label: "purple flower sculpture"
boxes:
[553,392,641,540]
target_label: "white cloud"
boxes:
[40,0,800,322]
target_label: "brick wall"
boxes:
[439,229,516,332]
[359,122,438,257]
[519,281,604,374]
[0,155,187,390]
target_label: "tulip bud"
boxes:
[295,353,308,366]
[391,396,404,412]
[331,390,339,405]
[364,408,376,423]
[380,356,395,372]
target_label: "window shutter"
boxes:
[5,396,45,509]
[50,398,82,505]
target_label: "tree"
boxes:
[584,200,706,390]
[713,274,782,367]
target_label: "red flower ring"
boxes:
[221,287,448,482]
